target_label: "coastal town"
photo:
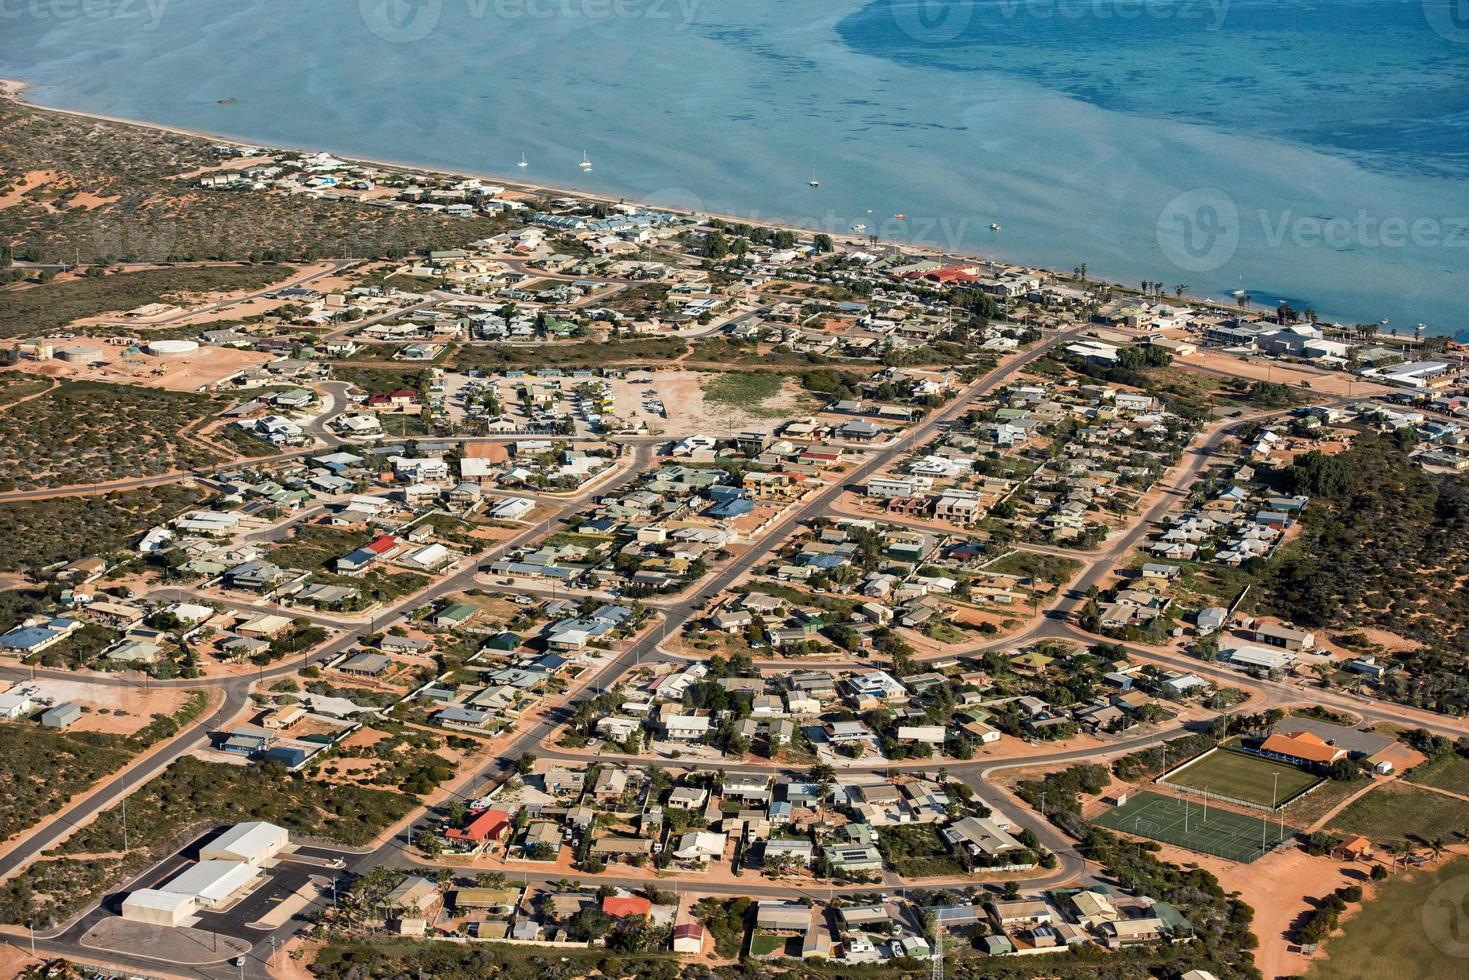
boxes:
[3,94,1469,980]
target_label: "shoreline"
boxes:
[0,76,934,264]
[0,77,1414,333]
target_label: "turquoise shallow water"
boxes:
[2,0,1466,333]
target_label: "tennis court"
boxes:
[1095,791,1296,863]
[1158,747,1322,809]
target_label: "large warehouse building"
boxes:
[158,860,263,910]
[200,821,290,866]
[121,889,197,928]
[120,822,289,927]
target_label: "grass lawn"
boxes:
[1328,782,1469,847]
[1307,857,1469,980]
[1160,748,1322,808]
[750,933,789,957]
[924,621,968,645]
[1406,752,1469,795]
[1281,775,1375,830]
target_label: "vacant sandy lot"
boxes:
[0,168,58,208]
[16,678,191,736]
[23,344,274,392]
[1214,846,1368,979]
[612,370,813,437]
[1184,350,1392,398]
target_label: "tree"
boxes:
[566,906,615,942]
[813,233,834,253]
[701,230,728,260]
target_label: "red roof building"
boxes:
[445,808,510,844]
[602,895,653,919]
[673,922,706,953]
[1258,731,1347,767]
[904,264,983,285]
[366,389,420,410]
[365,534,400,556]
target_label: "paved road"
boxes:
[10,335,1468,977]
[0,444,654,896]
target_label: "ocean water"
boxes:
[1,0,1466,333]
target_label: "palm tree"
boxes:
[1431,837,1446,862]
[1174,283,1187,298]
[1387,840,1410,873]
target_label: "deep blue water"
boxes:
[1,0,1465,332]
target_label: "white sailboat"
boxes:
[808,169,820,188]
[579,151,593,171]
[517,153,528,169]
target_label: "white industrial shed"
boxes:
[199,821,289,866]
[160,860,262,909]
[121,888,197,927]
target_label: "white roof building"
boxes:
[1224,644,1295,671]
[159,860,262,908]
[0,693,33,719]
[402,543,453,571]
[121,888,197,927]
[673,831,728,862]
[491,497,535,520]
[200,821,289,866]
